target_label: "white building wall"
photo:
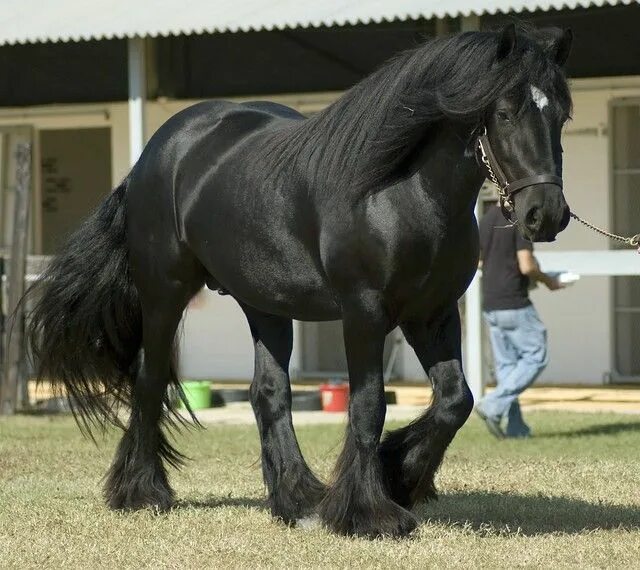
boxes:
[399,340,426,380]
[6,77,640,383]
[529,77,640,384]
[178,289,255,379]
[530,85,611,384]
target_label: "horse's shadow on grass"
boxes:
[418,491,640,536]
[538,421,640,439]
[175,491,640,537]
[175,495,267,511]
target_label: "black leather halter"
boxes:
[475,128,563,222]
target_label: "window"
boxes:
[611,101,640,377]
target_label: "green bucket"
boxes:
[179,381,211,410]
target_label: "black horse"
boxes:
[28,24,573,538]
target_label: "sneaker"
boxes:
[505,427,532,439]
[475,407,505,439]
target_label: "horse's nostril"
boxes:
[525,206,542,229]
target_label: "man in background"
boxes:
[475,202,563,439]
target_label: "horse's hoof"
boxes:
[379,433,438,509]
[268,465,327,525]
[319,494,418,539]
[107,491,174,512]
[350,505,418,539]
[104,470,175,512]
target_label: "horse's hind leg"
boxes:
[379,307,473,508]
[105,268,202,511]
[241,304,326,524]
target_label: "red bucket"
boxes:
[319,382,349,412]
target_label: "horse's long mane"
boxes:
[264,24,572,197]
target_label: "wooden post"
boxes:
[0,142,32,414]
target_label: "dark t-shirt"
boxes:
[479,205,534,311]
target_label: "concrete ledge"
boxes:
[29,381,640,417]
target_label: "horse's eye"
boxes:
[496,109,511,123]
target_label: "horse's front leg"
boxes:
[318,292,417,538]
[379,306,474,508]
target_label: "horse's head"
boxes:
[480,25,573,242]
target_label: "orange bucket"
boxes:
[319,382,349,412]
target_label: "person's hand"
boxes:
[544,275,564,291]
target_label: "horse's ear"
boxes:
[539,27,573,66]
[553,28,573,66]
[496,24,517,61]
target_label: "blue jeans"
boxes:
[478,305,548,436]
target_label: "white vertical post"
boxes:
[465,201,484,400]
[461,14,483,401]
[290,321,302,381]
[128,37,146,167]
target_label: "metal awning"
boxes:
[0,0,636,46]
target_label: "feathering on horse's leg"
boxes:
[318,295,417,538]
[105,266,203,511]
[104,233,203,510]
[380,308,473,508]
[242,305,326,524]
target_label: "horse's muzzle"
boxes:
[524,202,570,242]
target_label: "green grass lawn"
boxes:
[1,411,639,569]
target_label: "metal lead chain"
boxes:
[569,212,640,248]
[478,137,639,250]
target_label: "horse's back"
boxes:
[137,99,299,165]
[125,101,288,264]
[241,100,306,121]
[126,99,301,227]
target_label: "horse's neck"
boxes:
[281,56,428,195]
[414,123,485,215]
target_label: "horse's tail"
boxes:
[27,177,142,434]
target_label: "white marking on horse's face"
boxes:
[530,85,549,111]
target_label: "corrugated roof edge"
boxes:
[0,0,635,46]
